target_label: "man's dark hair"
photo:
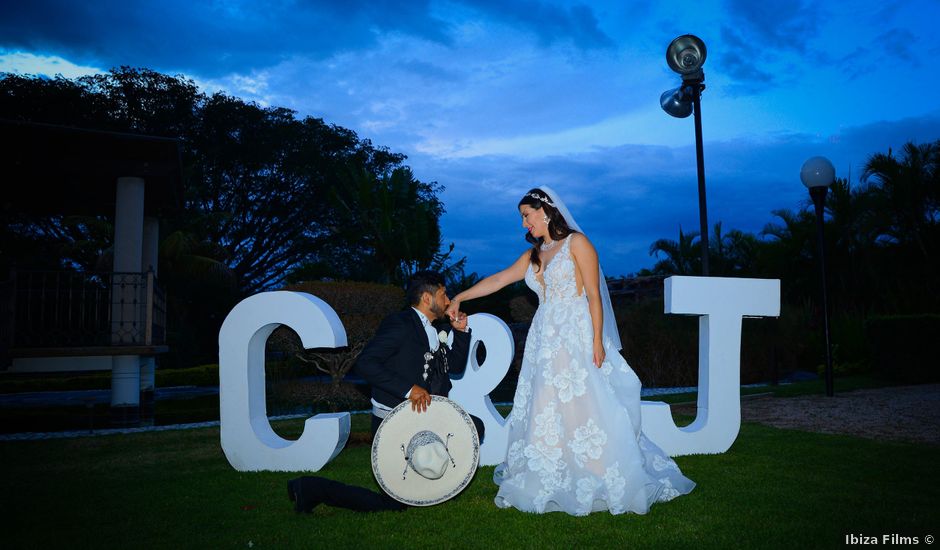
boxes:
[406,270,446,306]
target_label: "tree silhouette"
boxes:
[1,68,451,293]
[648,226,700,275]
[325,166,444,284]
[862,141,939,259]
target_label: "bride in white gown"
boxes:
[446,186,694,516]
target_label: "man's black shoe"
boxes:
[287,478,306,513]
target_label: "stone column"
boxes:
[111,177,145,424]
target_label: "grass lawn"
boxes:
[2,405,937,549]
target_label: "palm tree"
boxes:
[861,141,939,259]
[705,221,757,275]
[759,208,818,302]
[649,227,700,275]
[720,227,759,275]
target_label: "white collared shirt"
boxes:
[413,307,452,351]
[372,308,454,418]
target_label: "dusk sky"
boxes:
[2,0,938,277]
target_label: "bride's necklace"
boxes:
[540,239,557,252]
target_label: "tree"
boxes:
[186,93,353,292]
[862,141,939,259]
[325,165,449,285]
[860,140,940,312]
[711,223,759,276]
[0,68,426,293]
[648,226,701,275]
[1,67,455,366]
[275,281,404,389]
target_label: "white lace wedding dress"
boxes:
[494,236,695,515]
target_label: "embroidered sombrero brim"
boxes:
[371,396,480,506]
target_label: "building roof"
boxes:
[1,119,183,218]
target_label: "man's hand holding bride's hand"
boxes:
[451,312,469,332]
[592,340,606,368]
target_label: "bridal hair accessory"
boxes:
[525,192,556,208]
[372,396,480,506]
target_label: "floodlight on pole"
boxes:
[661,34,710,275]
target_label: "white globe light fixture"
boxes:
[800,156,836,189]
[801,155,836,397]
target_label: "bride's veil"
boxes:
[537,185,623,351]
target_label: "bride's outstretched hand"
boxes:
[593,340,606,368]
[445,300,461,322]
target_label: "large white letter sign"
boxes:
[449,313,515,466]
[219,291,351,472]
[641,276,780,456]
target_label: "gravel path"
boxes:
[676,384,940,446]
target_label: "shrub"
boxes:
[0,363,222,393]
[615,299,698,388]
[866,314,940,383]
[0,371,111,393]
[508,294,537,322]
[156,363,219,387]
[272,281,405,387]
[267,380,370,413]
[614,297,819,387]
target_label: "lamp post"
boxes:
[800,156,836,397]
[660,34,710,276]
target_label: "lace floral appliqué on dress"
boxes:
[494,236,695,515]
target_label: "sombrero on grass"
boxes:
[371,396,480,506]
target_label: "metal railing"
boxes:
[4,270,166,349]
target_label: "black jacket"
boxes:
[354,309,471,408]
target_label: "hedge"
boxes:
[0,363,222,394]
[866,314,940,383]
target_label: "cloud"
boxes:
[461,0,615,50]
[2,0,937,279]
[395,59,463,82]
[874,28,918,64]
[722,0,821,54]
[0,0,617,79]
[718,27,777,91]
[716,0,825,92]
[429,111,940,276]
[0,0,453,77]
[715,0,937,90]
[0,50,104,79]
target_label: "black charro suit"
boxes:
[355,308,471,414]
[286,308,482,514]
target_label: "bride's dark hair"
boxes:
[518,188,577,273]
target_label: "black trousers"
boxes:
[290,413,486,514]
[291,476,405,513]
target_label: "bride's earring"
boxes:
[543,215,550,225]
